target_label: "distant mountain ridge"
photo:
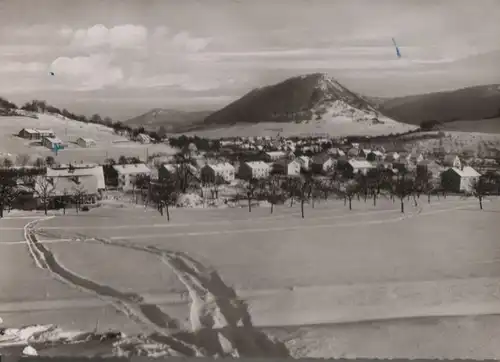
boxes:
[378,84,500,125]
[201,73,380,127]
[124,108,212,132]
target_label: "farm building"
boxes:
[239,161,271,180]
[47,164,106,191]
[41,136,64,150]
[112,163,152,191]
[76,137,96,148]
[18,128,56,140]
[273,159,301,176]
[311,154,334,174]
[441,166,481,193]
[200,162,236,183]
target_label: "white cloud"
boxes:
[50,54,124,90]
[0,61,46,73]
[69,24,148,49]
[171,31,212,52]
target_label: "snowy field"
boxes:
[185,118,417,138]
[1,196,500,357]
[0,114,176,164]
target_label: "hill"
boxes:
[0,112,176,165]
[378,84,500,126]
[124,108,212,132]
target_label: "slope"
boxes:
[186,73,416,137]
[379,84,500,126]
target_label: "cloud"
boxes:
[50,54,124,90]
[124,73,222,92]
[68,24,148,49]
[0,61,46,73]
[171,31,212,52]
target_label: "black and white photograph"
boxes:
[1,0,500,358]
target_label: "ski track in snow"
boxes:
[22,217,290,357]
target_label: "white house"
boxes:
[76,137,96,148]
[347,159,375,176]
[47,164,106,190]
[273,159,301,176]
[200,162,236,183]
[239,161,271,180]
[441,166,481,193]
[112,163,152,191]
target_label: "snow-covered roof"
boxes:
[208,162,235,172]
[113,163,151,175]
[245,161,270,170]
[44,137,63,143]
[21,128,38,133]
[77,137,96,143]
[348,160,375,169]
[450,166,481,177]
[266,151,286,157]
[47,165,105,189]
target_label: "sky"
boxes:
[1,0,500,120]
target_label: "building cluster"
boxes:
[8,134,500,211]
[18,128,97,150]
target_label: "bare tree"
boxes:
[0,169,20,218]
[1,158,13,168]
[151,176,178,221]
[471,176,488,210]
[341,179,359,211]
[45,156,56,167]
[34,157,46,168]
[243,178,259,212]
[31,176,57,215]
[266,175,283,214]
[72,184,88,214]
[16,154,31,167]
[393,173,415,213]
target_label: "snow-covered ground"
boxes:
[0,113,176,164]
[1,196,500,357]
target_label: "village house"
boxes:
[239,161,271,180]
[200,162,236,183]
[442,154,462,169]
[408,152,425,164]
[347,147,361,158]
[41,136,64,150]
[366,150,384,162]
[295,155,312,171]
[384,152,400,163]
[136,133,152,144]
[18,128,56,140]
[417,160,442,179]
[441,166,481,193]
[76,137,96,148]
[159,163,199,180]
[111,163,152,191]
[273,159,301,176]
[345,159,375,177]
[34,174,99,210]
[311,154,334,174]
[263,151,286,162]
[328,148,346,159]
[47,164,106,191]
